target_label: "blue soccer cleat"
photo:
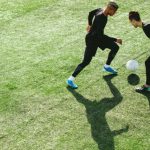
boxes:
[66,79,78,89]
[103,66,118,74]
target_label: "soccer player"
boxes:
[129,11,150,92]
[67,1,122,89]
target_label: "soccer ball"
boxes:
[126,60,139,71]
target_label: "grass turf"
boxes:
[0,0,150,149]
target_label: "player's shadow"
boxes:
[127,73,140,86]
[67,74,129,150]
[136,91,150,109]
[127,73,150,108]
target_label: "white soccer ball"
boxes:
[126,60,139,71]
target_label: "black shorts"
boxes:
[85,35,118,56]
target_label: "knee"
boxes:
[83,60,91,67]
[145,59,150,66]
[114,44,119,52]
[111,44,119,53]
[80,60,91,68]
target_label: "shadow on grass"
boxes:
[127,73,150,108]
[136,91,150,109]
[67,74,129,150]
[127,73,140,86]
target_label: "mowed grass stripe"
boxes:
[0,0,150,149]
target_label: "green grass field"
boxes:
[0,0,150,149]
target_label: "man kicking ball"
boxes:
[67,1,122,89]
[129,11,150,92]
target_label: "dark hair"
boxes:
[129,11,141,21]
[108,1,119,10]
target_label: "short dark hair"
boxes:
[129,11,141,21]
[108,1,119,10]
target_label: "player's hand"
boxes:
[116,39,122,45]
[86,25,91,33]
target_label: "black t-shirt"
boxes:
[142,22,150,38]
[88,8,102,26]
[87,8,116,42]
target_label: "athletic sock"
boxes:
[68,76,75,81]
[104,64,110,68]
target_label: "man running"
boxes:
[129,11,150,92]
[67,1,122,89]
